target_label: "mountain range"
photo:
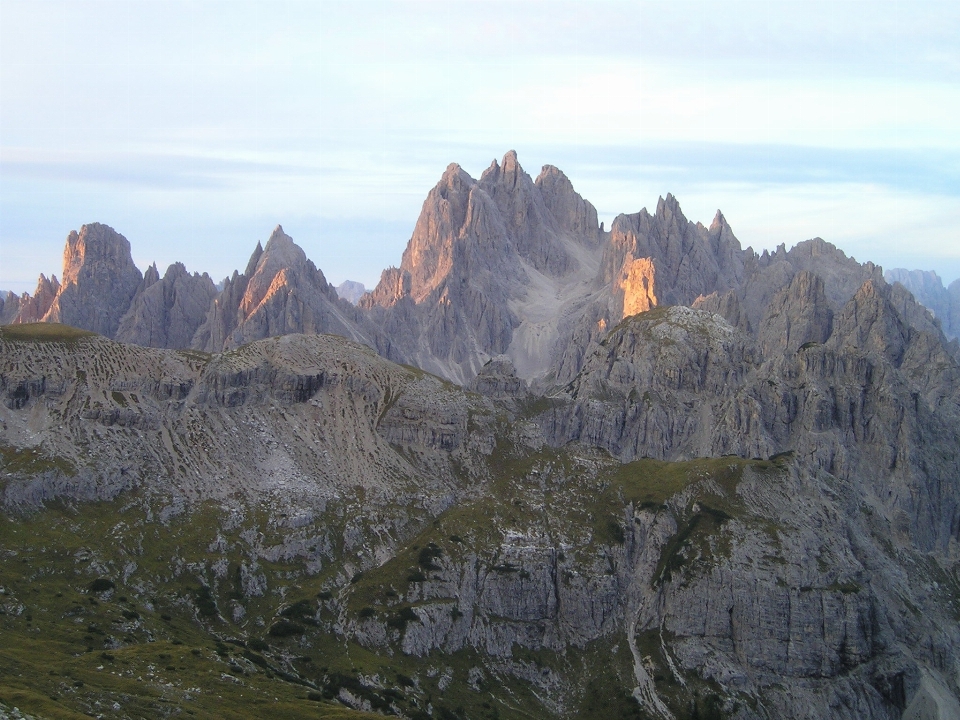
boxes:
[1,152,959,720]
[4,150,958,387]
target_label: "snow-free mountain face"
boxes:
[2,288,959,718]
[6,151,957,392]
[3,152,960,718]
[886,267,960,341]
[335,280,367,305]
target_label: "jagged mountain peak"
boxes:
[437,162,475,194]
[265,223,290,246]
[479,149,533,191]
[41,222,143,338]
[655,192,685,223]
[240,230,315,319]
[535,164,601,240]
[709,209,728,232]
[61,223,136,284]
[143,262,161,286]
[258,225,307,268]
[243,241,264,276]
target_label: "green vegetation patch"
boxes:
[0,323,97,343]
[0,443,77,477]
[654,505,732,585]
[604,456,771,509]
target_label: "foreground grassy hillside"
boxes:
[0,451,779,720]
[3,325,958,720]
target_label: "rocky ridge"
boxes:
[3,153,960,719]
[2,308,960,718]
[115,262,218,349]
[7,152,959,392]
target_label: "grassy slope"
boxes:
[0,324,98,344]
[0,443,783,720]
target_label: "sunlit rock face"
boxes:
[0,273,60,325]
[601,198,746,312]
[619,257,658,317]
[41,223,143,338]
[191,225,382,353]
[360,151,606,385]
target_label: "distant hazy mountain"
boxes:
[335,279,366,304]
[886,267,960,340]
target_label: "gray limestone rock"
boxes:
[191,226,379,353]
[2,323,959,719]
[535,164,602,243]
[757,270,833,357]
[469,355,529,401]
[600,195,746,314]
[115,262,217,349]
[41,223,143,338]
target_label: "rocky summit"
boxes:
[1,153,959,720]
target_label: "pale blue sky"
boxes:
[2,0,959,293]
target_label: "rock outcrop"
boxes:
[1,317,958,719]
[756,270,833,356]
[360,151,610,385]
[115,262,217,349]
[41,223,143,337]
[601,198,746,316]
[0,274,60,325]
[541,278,960,555]
[191,226,379,352]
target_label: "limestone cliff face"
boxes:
[2,328,958,719]
[362,151,604,384]
[619,257,658,317]
[115,262,217,349]
[735,238,884,336]
[756,270,833,357]
[535,164,602,242]
[41,224,143,338]
[192,226,379,353]
[601,197,746,317]
[541,279,960,555]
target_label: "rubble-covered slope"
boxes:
[1,325,959,719]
